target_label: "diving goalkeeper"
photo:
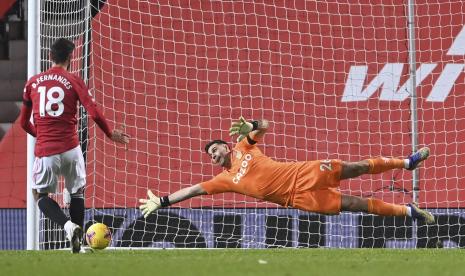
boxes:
[139,117,434,224]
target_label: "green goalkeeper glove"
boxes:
[138,190,161,218]
[229,116,254,142]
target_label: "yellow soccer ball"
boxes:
[86,223,111,250]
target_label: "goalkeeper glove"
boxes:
[229,116,255,142]
[139,190,161,218]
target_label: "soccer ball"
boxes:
[86,223,111,250]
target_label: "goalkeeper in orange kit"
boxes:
[139,117,434,224]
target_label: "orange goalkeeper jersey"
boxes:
[200,138,342,208]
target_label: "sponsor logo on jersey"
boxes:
[232,153,252,184]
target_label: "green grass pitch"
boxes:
[1,249,464,276]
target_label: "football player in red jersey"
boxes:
[19,38,130,253]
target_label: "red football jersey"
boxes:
[22,66,112,157]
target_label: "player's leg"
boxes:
[33,155,69,226]
[32,154,82,253]
[34,190,68,227]
[341,195,434,223]
[62,146,87,252]
[340,158,405,180]
[339,160,370,179]
[35,190,83,249]
[69,187,85,229]
[341,195,400,214]
[62,146,85,229]
[340,147,430,180]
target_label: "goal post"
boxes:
[30,0,465,249]
[26,0,40,251]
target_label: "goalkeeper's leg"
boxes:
[341,195,434,224]
[340,147,430,180]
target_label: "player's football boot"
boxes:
[408,202,435,224]
[71,226,83,253]
[407,147,430,170]
[65,223,83,254]
[79,247,95,254]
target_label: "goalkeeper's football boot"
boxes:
[407,147,430,170]
[408,202,435,224]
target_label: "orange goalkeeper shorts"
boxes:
[291,159,343,214]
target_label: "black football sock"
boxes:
[70,197,85,229]
[37,196,68,227]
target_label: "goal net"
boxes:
[36,0,465,249]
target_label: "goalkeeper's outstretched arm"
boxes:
[139,184,207,218]
[139,117,269,218]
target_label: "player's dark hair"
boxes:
[205,139,228,154]
[50,38,75,65]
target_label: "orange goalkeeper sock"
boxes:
[367,157,406,174]
[367,198,407,216]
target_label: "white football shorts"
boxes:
[32,145,86,194]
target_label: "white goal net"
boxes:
[36,0,465,249]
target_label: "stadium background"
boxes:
[1,0,465,249]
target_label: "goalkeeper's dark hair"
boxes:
[205,139,228,154]
[50,38,75,64]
